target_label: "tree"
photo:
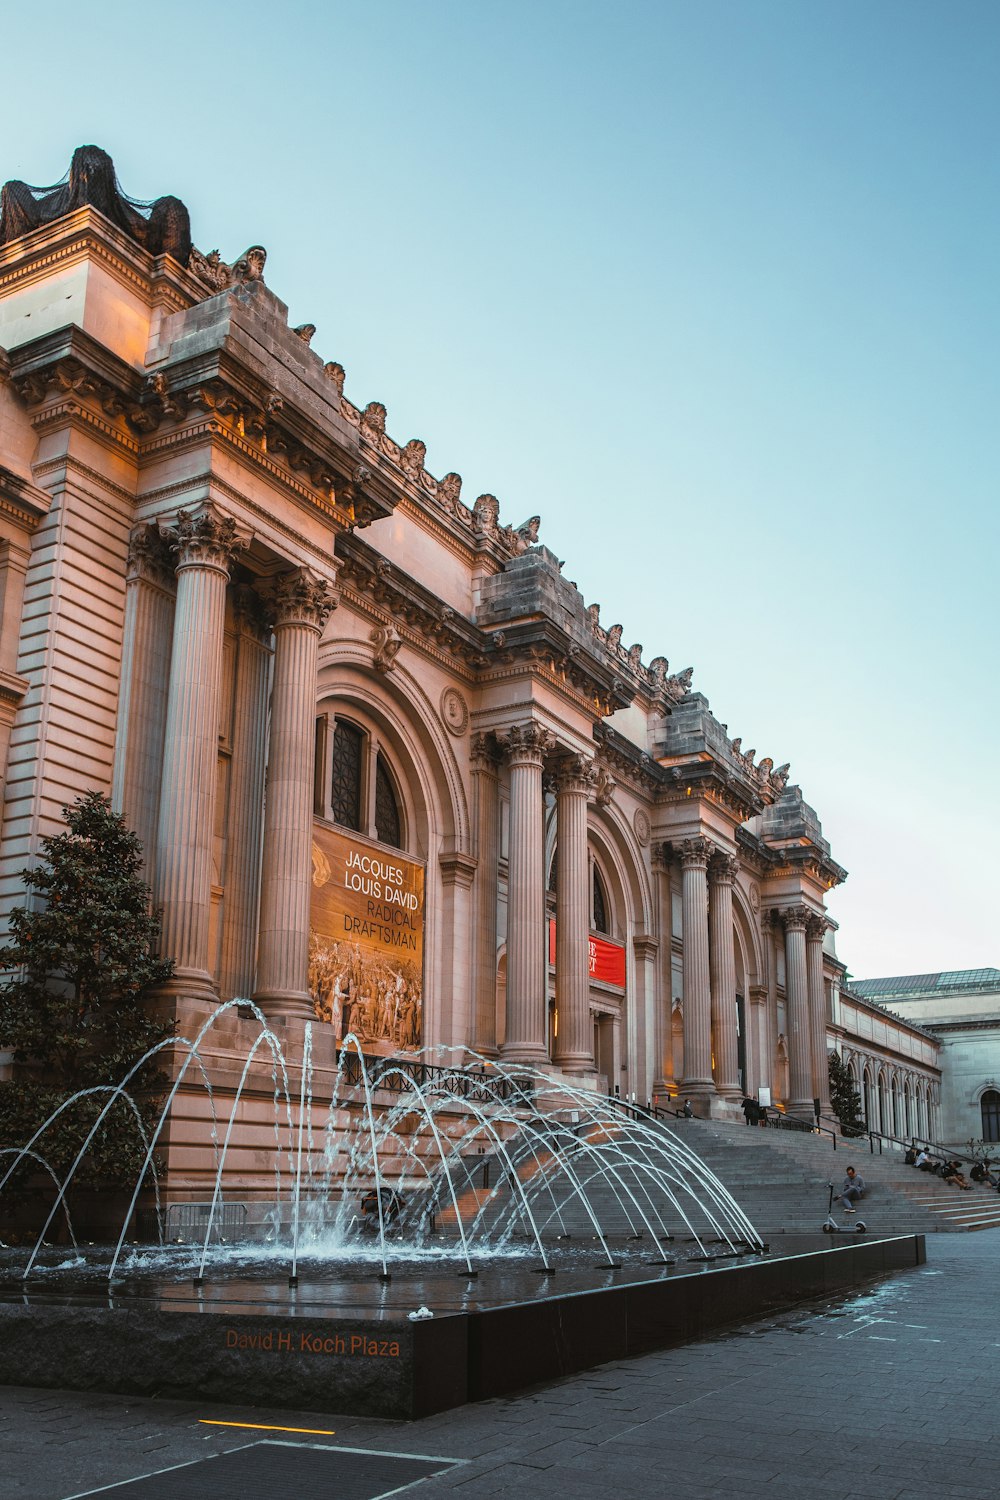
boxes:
[828,1050,866,1138]
[0,792,174,1213]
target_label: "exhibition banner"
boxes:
[547,919,627,988]
[309,823,425,1052]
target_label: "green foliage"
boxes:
[0,792,174,1205]
[828,1050,866,1138]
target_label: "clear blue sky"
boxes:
[4,0,997,978]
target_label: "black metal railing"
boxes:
[335,1050,534,1107]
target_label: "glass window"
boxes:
[593,868,609,934]
[374,753,402,850]
[330,720,363,831]
[982,1090,1000,1143]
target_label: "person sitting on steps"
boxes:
[837,1165,866,1213]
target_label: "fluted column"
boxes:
[781,905,814,1113]
[652,845,674,1101]
[679,837,713,1102]
[470,733,502,1054]
[218,587,271,1001]
[806,913,832,1112]
[154,506,250,999]
[112,524,176,879]
[709,851,742,1101]
[254,567,337,1019]
[499,723,553,1064]
[747,985,768,1099]
[553,754,596,1073]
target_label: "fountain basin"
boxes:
[0,1234,925,1418]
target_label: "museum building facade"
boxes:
[0,149,942,1151]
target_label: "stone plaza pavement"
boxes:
[2,1232,998,1500]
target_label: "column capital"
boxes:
[270,566,338,632]
[554,753,597,796]
[806,911,829,943]
[164,503,252,575]
[709,850,741,885]
[499,722,555,768]
[679,836,712,870]
[470,730,503,774]
[127,522,175,588]
[781,903,811,932]
[749,983,768,1006]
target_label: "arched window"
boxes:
[330,719,363,831]
[982,1090,1000,1143]
[593,867,609,934]
[374,752,402,850]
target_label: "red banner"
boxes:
[548,920,626,988]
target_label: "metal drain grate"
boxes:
[67,1440,453,1500]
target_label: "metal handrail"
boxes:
[861,1127,981,1170]
[334,1050,534,1107]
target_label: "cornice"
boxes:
[656,758,765,822]
[484,618,633,719]
[0,669,29,707]
[591,721,661,796]
[0,463,50,528]
[335,530,490,674]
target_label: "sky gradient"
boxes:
[3,0,997,980]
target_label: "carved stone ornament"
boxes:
[806,912,828,942]
[470,730,502,772]
[437,472,463,514]
[710,851,741,884]
[781,903,810,932]
[165,505,251,573]
[679,836,712,869]
[270,567,338,631]
[473,493,500,534]
[499,722,554,766]
[633,808,651,847]
[517,516,540,544]
[127,522,175,587]
[293,323,316,344]
[554,753,597,796]
[323,362,346,395]
[361,401,387,437]
[749,880,761,913]
[401,439,427,477]
[232,583,270,641]
[371,622,402,673]
[439,686,469,737]
[594,766,616,808]
[188,243,268,292]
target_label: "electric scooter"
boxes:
[822,1181,867,1234]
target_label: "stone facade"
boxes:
[0,152,942,1200]
[853,970,1000,1148]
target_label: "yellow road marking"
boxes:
[198,1419,336,1435]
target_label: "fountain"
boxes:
[0,1004,925,1417]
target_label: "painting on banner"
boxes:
[309,822,425,1052]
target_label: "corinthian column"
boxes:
[782,905,814,1113]
[679,837,713,1105]
[154,505,250,1000]
[254,567,337,1020]
[111,524,176,879]
[499,722,553,1064]
[218,587,271,1001]
[652,845,674,1101]
[470,733,502,1054]
[553,754,596,1073]
[806,913,832,1112]
[709,851,742,1101]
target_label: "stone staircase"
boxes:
[667,1116,1000,1235]
[430,1113,1000,1243]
